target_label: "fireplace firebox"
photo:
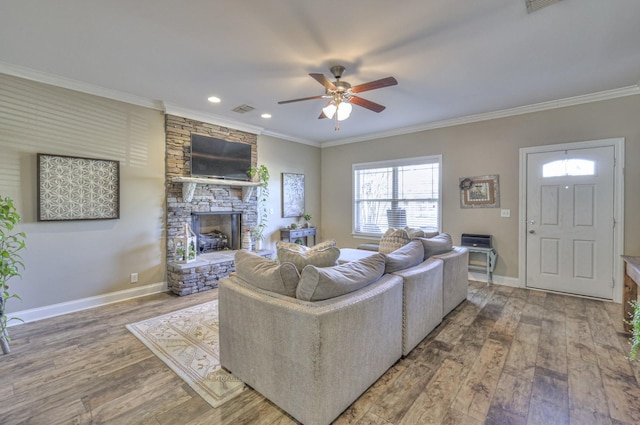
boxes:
[191,211,241,253]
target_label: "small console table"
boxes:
[622,256,640,333]
[467,247,497,286]
[280,227,317,247]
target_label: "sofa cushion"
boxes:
[378,228,411,254]
[276,241,340,272]
[296,253,386,301]
[417,233,453,260]
[384,240,425,273]
[234,250,300,297]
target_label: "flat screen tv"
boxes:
[190,134,252,181]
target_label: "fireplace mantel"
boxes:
[172,177,261,202]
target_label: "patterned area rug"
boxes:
[126,300,245,408]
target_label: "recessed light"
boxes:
[261,113,272,119]
[207,96,221,103]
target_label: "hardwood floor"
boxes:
[2,281,639,424]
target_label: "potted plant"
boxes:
[247,165,270,248]
[0,196,26,355]
[302,212,312,228]
[627,300,640,362]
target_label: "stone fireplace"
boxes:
[165,114,269,296]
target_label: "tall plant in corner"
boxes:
[627,300,640,362]
[0,197,26,354]
[247,165,270,245]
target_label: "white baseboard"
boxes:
[7,281,168,326]
[468,272,520,288]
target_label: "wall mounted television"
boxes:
[190,134,252,181]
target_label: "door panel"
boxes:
[526,146,614,299]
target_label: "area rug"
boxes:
[126,300,245,408]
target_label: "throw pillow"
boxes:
[234,250,300,297]
[276,242,340,272]
[296,253,386,301]
[276,239,337,254]
[384,240,425,273]
[404,226,425,239]
[417,233,453,260]
[378,228,411,254]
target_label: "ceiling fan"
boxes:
[278,65,398,129]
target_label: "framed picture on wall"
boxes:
[37,153,120,221]
[282,172,305,217]
[460,174,500,208]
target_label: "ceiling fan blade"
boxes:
[349,96,386,113]
[278,95,325,104]
[309,73,337,91]
[351,76,398,93]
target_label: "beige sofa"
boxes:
[219,235,468,425]
[219,269,403,425]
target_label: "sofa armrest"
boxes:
[432,246,469,317]
[219,273,403,425]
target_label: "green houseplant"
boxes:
[627,300,640,361]
[0,196,26,355]
[302,212,312,228]
[247,165,270,247]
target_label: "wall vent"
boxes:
[232,104,255,114]
[526,0,561,13]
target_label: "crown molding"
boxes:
[320,84,640,148]
[0,61,164,110]
[162,102,265,135]
[260,129,320,147]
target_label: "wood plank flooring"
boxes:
[2,281,639,424]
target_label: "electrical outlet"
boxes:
[500,209,511,218]
[130,273,138,283]
[269,208,274,215]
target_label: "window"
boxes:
[542,159,595,177]
[353,155,441,237]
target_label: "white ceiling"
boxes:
[1,0,639,146]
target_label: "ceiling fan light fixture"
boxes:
[322,101,337,119]
[336,101,352,121]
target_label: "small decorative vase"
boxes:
[242,230,253,251]
[254,238,263,251]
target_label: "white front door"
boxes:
[525,146,615,299]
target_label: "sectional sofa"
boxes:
[218,234,468,425]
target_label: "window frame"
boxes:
[352,155,442,239]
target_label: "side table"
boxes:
[466,246,497,286]
[280,227,317,247]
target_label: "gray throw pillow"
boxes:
[234,250,300,297]
[384,240,425,273]
[296,253,386,301]
[277,244,341,273]
[417,233,453,260]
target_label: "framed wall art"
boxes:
[282,172,305,217]
[459,174,500,208]
[37,153,120,221]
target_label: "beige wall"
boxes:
[256,135,321,250]
[321,95,640,281]
[0,74,167,313]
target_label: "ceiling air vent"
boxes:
[232,104,255,114]
[526,0,561,13]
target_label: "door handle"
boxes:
[529,229,535,234]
